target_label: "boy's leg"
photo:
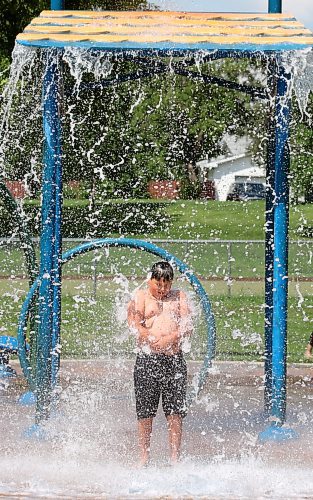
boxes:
[134,355,160,466]
[138,417,153,466]
[162,354,187,463]
[166,414,183,464]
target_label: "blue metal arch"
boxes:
[18,238,216,399]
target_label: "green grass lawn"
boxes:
[1,200,312,280]
[1,199,312,364]
[137,199,313,241]
[2,279,312,363]
[1,232,313,282]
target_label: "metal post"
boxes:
[227,242,232,298]
[268,0,282,13]
[264,57,277,414]
[93,251,98,300]
[258,60,297,442]
[51,0,65,9]
[270,62,290,426]
[36,50,62,423]
[51,104,63,390]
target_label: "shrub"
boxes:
[298,225,313,238]
[0,200,170,238]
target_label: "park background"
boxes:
[0,0,312,365]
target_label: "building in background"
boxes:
[198,153,266,201]
[198,135,266,201]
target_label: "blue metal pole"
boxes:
[258,60,296,442]
[268,0,282,13]
[51,80,63,391]
[51,0,65,9]
[271,63,290,426]
[264,58,277,414]
[36,50,62,423]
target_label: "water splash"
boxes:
[282,48,313,117]
[62,47,115,92]
[232,328,262,349]
[0,44,40,177]
[1,40,313,498]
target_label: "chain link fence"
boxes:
[0,237,312,297]
[0,237,312,361]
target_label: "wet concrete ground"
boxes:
[1,359,313,498]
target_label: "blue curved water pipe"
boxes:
[18,238,216,404]
[0,336,30,379]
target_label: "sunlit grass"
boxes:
[1,199,312,364]
[1,200,312,280]
[1,236,312,281]
[1,282,312,363]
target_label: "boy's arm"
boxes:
[304,332,313,359]
[304,334,313,358]
[179,291,193,338]
[304,343,312,358]
[127,291,150,343]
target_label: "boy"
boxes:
[127,261,192,466]
[304,332,313,359]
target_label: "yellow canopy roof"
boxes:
[16,10,313,51]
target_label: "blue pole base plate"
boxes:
[18,391,36,406]
[0,364,17,378]
[258,425,299,443]
[23,423,50,441]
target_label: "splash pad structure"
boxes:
[3,0,313,442]
[17,238,216,407]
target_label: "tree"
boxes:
[125,58,267,197]
[1,53,269,198]
[0,0,46,58]
[290,94,313,203]
[0,0,149,59]
[0,2,283,201]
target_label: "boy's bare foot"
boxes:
[137,457,150,468]
[169,455,179,466]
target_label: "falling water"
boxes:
[1,40,313,498]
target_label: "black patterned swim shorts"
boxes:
[134,352,187,419]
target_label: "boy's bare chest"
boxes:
[144,292,180,319]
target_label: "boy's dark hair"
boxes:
[150,261,174,281]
